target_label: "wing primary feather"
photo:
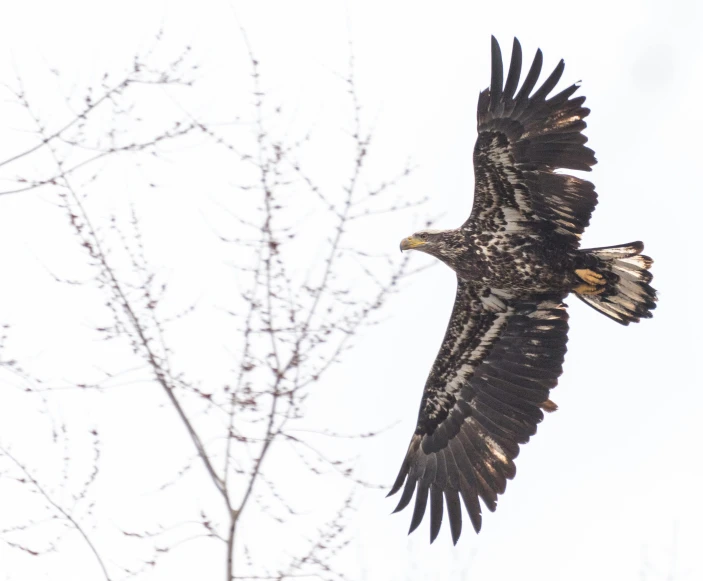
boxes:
[433,449,449,490]
[442,444,461,490]
[387,458,409,497]
[444,489,463,544]
[429,485,444,543]
[515,48,543,101]
[546,83,579,105]
[448,437,484,532]
[448,436,474,483]
[465,428,506,497]
[457,428,500,507]
[503,37,522,100]
[423,451,438,487]
[392,475,417,514]
[490,36,504,111]
[409,480,430,534]
[531,59,565,101]
[459,473,483,533]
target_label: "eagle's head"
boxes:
[399,228,466,268]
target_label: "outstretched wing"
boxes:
[466,36,597,248]
[388,281,569,543]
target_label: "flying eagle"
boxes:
[389,36,656,543]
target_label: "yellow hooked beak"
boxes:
[400,235,426,252]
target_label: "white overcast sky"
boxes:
[1,1,702,581]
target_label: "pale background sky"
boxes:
[0,1,702,580]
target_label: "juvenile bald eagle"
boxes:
[389,37,656,543]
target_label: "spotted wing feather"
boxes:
[466,36,598,247]
[388,281,569,543]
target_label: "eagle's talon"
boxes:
[575,268,605,286]
[573,283,605,295]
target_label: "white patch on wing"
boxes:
[491,288,515,300]
[445,313,477,360]
[480,293,508,312]
[512,188,532,216]
[464,418,510,468]
[484,136,532,225]
[475,311,510,352]
[501,207,527,232]
[443,308,511,395]
[620,255,652,269]
[484,434,509,464]
[524,115,582,138]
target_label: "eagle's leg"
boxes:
[575,268,605,286]
[573,282,605,295]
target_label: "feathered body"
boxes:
[390,37,656,544]
[420,228,578,293]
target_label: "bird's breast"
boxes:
[455,234,574,292]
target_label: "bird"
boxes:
[388,36,656,544]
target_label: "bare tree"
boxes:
[0,31,424,580]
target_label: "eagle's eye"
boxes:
[418,232,429,241]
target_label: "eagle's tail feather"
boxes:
[575,241,657,325]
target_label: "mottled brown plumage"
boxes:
[390,37,657,544]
